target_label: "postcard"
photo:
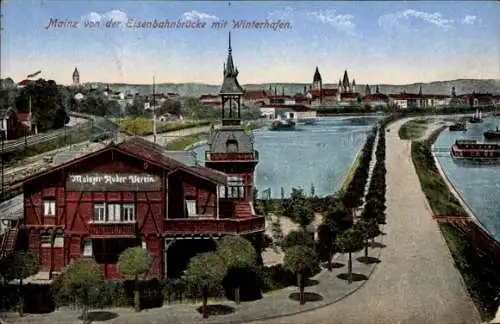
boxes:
[0,1,499,324]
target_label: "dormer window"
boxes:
[226,139,238,153]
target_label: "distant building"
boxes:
[72,68,80,86]
[242,89,274,106]
[306,67,338,106]
[199,94,222,108]
[0,107,31,140]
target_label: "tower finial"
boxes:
[228,31,232,54]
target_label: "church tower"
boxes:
[342,70,350,93]
[205,32,259,205]
[312,67,322,90]
[72,67,80,86]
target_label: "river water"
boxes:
[435,115,500,242]
[191,116,381,198]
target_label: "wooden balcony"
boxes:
[164,216,265,235]
[88,221,138,238]
[205,151,259,162]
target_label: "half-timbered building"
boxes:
[0,32,265,281]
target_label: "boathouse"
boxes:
[0,32,265,281]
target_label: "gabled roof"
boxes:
[16,137,227,186]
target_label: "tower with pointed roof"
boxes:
[312,66,322,90]
[312,67,323,103]
[72,67,80,86]
[205,32,259,205]
[342,70,350,93]
[365,84,371,95]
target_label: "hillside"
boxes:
[2,78,499,98]
[93,79,500,97]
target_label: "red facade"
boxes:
[15,137,264,279]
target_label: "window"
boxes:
[43,199,56,217]
[82,239,93,257]
[227,175,245,199]
[226,139,238,153]
[53,234,64,247]
[122,204,135,222]
[40,234,52,247]
[186,200,197,217]
[94,203,106,222]
[107,204,121,222]
[219,185,226,198]
[93,203,136,222]
[141,240,147,249]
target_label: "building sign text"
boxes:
[66,173,161,192]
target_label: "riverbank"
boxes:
[410,123,500,321]
[411,127,467,216]
[340,148,361,192]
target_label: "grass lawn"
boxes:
[411,133,466,216]
[114,118,213,136]
[341,151,361,192]
[399,119,429,140]
[166,133,208,150]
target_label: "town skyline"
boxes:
[1,1,499,85]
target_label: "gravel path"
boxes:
[255,118,481,324]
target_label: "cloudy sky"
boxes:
[1,1,499,85]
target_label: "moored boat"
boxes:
[449,122,467,132]
[483,112,500,139]
[469,109,483,123]
[269,118,296,131]
[484,128,500,140]
[451,139,500,161]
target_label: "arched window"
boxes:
[226,139,238,153]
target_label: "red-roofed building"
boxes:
[242,90,274,106]
[199,94,222,108]
[1,137,264,280]
[0,34,265,281]
[363,93,389,108]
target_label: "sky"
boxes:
[1,1,499,85]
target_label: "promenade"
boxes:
[255,118,481,324]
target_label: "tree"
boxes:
[125,98,146,117]
[57,259,103,324]
[14,79,69,132]
[216,236,257,304]
[281,229,315,250]
[185,252,227,318]
[117,247,154,312]
[341,190,363,219]
[0,251,39,317]
[281,188,315,229]
[316,223,335,271]
[283,245,319,305]
[159,100,182,116]
[354,219,381,258]
[336,228,364,284]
